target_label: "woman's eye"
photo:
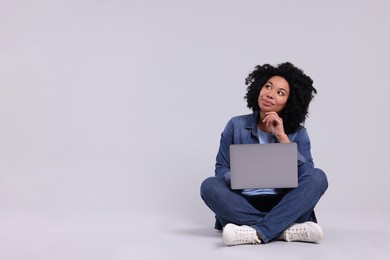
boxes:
[278,91,285,96]
[265,84,271,89]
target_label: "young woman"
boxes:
[200,62,328,245]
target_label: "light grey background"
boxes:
[1,0,390,259]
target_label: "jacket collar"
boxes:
[245,111,260,138]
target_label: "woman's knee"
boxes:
[311,168,328,193]
[200,176,225,198]
[201,177,218,195]
[299,168,328,193]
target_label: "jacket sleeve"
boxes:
[215,119,234,184]
[295,127,315,175]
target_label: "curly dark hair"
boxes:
[244,62,317,134]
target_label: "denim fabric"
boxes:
[215,111,311,184]
[200,111,328,243]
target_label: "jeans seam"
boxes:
[251,225,269,243]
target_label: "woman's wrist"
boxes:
[277,134,290,143]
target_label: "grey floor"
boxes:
[1,209,389,260]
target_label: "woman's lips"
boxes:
[262,98,274,107]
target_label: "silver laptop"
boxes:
[230,143,298,189]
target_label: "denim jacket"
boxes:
[215,111,315,184]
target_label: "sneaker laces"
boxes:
[285,226,310,242]
[234,227,261,244]
[252,234,261,244]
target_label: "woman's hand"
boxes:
[263,112,290,143]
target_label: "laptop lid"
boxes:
[230,143,298,190]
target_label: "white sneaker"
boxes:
[222,223,261,246]
[283,222,324,243]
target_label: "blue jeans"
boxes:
[200,168,328,243]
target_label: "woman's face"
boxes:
[258,75,290,113]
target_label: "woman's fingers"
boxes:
[263,113,282,127]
